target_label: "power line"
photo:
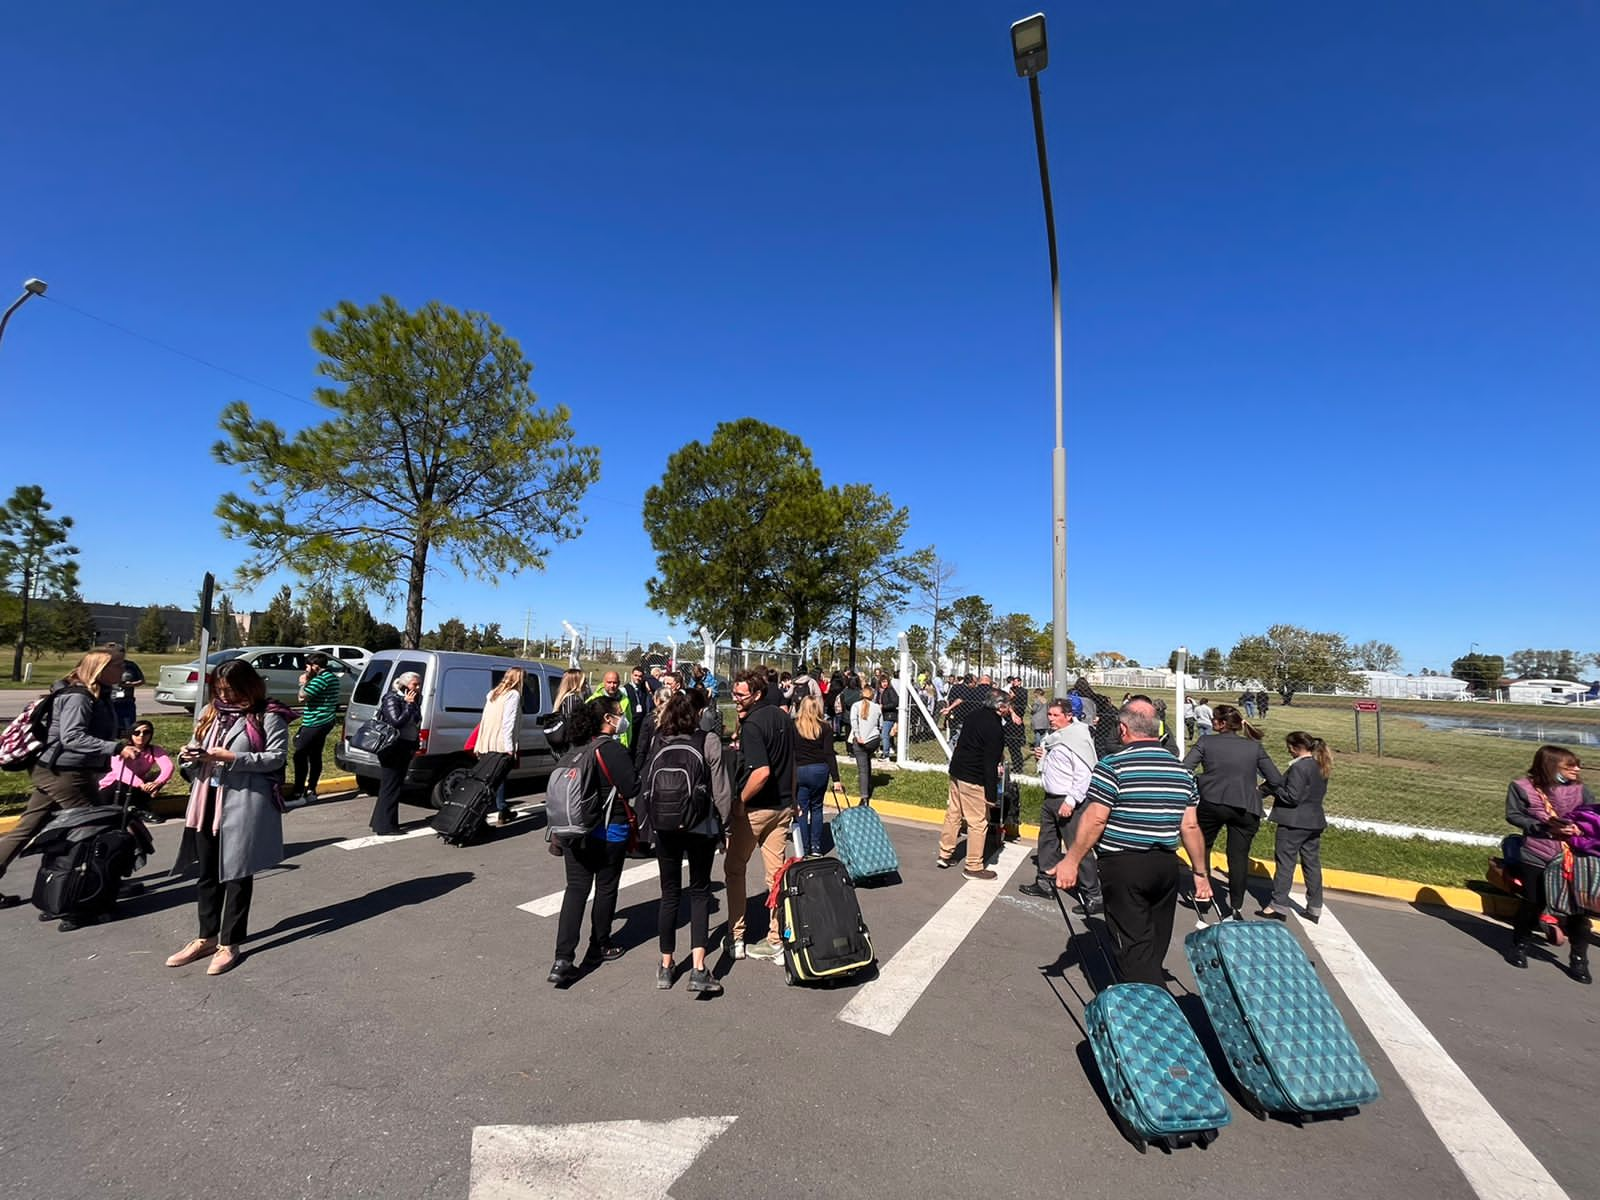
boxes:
[40,293,322,411]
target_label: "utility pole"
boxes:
[522,608,532,657]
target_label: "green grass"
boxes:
[0,651,198,690]
[839,759,1493,889]
[0,712,345,815]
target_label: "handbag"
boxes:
[350,719,398,755]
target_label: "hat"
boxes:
[1068,695,1084,717]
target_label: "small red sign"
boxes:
[1353,700,1380,712]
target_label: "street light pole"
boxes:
[0,278,48,350]
[1011,15,1069,690]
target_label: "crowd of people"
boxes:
[1,645,1592,995]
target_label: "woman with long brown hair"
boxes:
[1505,744,1593,982]
[1182,703,1283,920]
[1259,731,1332,923]
[165,658,289,976]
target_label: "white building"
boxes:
[1346,670,1470,700]
[1506,678,1591,705]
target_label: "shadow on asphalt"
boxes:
[245,871,474,955]
[1405,897,1572,969]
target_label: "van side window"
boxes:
[352,661,390,706]
[441,668,493,713]
[521,674,541,713]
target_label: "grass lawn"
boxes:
[0,651,200,691]
[0,712,344,816]
[839,757,1492,889]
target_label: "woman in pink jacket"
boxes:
[98,719,174,824]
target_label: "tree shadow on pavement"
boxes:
[244,871,474,955]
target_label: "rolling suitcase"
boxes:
[1054,889,1231,1151]
[431,768,497,845]
[1184,919,1379,1119]
[28,781,148,924]
[829,785,898,883]
[771,833,875,986]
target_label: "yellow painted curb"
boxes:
[0,775,362,836]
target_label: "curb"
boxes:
[864,797,1515,922]
[0,774,362,836]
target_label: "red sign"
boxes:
[1353,700,1380,712]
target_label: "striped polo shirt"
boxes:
[1084,739,1198,853]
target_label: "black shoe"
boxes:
[0,893,24,909]
[687,968,722,996]
[548,959,578,986]
[1570,957,1592,985]
[1257,907,1288,921]
[656,964,674,989]
[1303,909,1322,924]
[1017,879,1053,899]
[136,810,166,825]
[581,943,623,968]
[1507,941,1529,969]
[1073,900,1105,917]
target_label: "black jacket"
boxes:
[949,707,1004,804]
[1183,733,1283,818]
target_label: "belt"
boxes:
[1045,793,1067,801]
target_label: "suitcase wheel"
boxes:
[782,956,798,987]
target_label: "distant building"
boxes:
[1506,678,1591,705]
[1342,670,1470,700]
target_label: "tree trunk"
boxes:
[11,567,33,681]
[403,537,429,650]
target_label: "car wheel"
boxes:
[355,775,379,796]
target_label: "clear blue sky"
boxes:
[3,2,1595,671]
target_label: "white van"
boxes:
[334,649,572,805]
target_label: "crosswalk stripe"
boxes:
[517,862,663,917]
[836,841,1031,1036]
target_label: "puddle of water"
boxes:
[1403,712,1600,747]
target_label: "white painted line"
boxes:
[469,1115,736,1199]
[335,827,436,850]
[1324,816,1497,847]
[1297,897,1568,1200]
[837,840,1031,1037]
[518,862,661,917]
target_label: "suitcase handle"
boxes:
[1051,885,1123,992]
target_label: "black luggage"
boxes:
[431,760,501,845]
[984,766,1022,864]
[773,837,875,986]
[27,782,150,924]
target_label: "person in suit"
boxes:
[1258,732,1330,922]
[1182,703,1284,919]
[626,665,653,722]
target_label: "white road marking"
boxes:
[1296,896,1569,1200]
[334,827,435,850]
[469,1116,737,1199]
[837,840,1031,1036]
[517,862,662,917]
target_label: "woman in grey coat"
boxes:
[1259,732,1331,922]
[1182,703,1283,919]
[165,659,287,977]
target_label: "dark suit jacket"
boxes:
[1182,733,1284,817]
[1267,756,1328,830]
[625,683,651,719]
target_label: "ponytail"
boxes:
[1213,703,1263,739]
[1286,731,1332,778]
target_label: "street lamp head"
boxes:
[22,278,47,296]
[1011,13,1048,78]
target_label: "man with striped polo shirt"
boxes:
[1051,697,1213,985]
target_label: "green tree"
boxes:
[0,485,80,680]
[643,419,825,650]
[254,585,307,646]
[425,617,471,651]
[993,613,1038,666]
[302,583,339,644]
[371,622,404,651]
[134,605,171,653]
[215,296,599,649]
[1227,624,1358,704]
[1199,646,1224,676]
[1451,652,1506,694]
[1353,639,1401,672]
[45,591,97,653]
[904,624,931,663]
[949,596,994,667]
[333,589,381,649]
[1167,650,1182,673]
[1507,648,1582,679]
[213,594,244,648]
[832,484,932,670]
[914,555,959,668]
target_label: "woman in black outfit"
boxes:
[369,671,421,836]
[549,697,639,987]
[1182,703,1283,919]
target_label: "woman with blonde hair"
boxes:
[848,680,884,805]
[1259,731,1332,923]
[478,668,524,827]
[541,668,587,752]
[0,646,139,907]
[165,658,289,976]
[791,693,840,856]
[1182,702,1284,920]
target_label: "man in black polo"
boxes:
[937,687,1007,881]
[725,668,795,962]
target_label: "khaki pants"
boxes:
[939,779,990,871]
[725,801,793,945]
[0,764,101,880]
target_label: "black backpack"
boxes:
[642,731,712,834]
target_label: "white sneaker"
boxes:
[730,939,746,960]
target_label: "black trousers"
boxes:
[1513,865,1592,957]
[369,739,416,835]
[1098,848,1180,986]
[1196,801,1261,915]
[656,830,717,955]
[194,791,253,945]
[555,838,628,961]
[292,722,334,797]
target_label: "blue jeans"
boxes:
[880,718,896,757]
[794,763,830,855]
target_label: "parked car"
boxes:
[153,646,359,712]
[308,643,371,672]
[334,649,571,804]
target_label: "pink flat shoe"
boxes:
[165,938,217,968]
[206,946,241,976]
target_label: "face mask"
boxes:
[613,714,630,739]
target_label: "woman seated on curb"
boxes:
[99,719,174,825]
[1505,745,1593,983]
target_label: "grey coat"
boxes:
[1183,732,1284,818]
[1266,756,1328,831]
[185,711,287,882]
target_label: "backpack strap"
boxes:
[593,741,620,827]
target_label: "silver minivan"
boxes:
[333,649,572,805]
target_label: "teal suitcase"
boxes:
[1184,921,1379,1118]
[829,792,899,883]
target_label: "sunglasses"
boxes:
[131,729,152,738]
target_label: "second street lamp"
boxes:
[0,277,48,350]
[1010,14,1069,690]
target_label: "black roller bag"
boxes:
[27,782,151,924]
[431,754,510,845]
[774,825,875,986]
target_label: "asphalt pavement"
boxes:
[0,791,1590,1200]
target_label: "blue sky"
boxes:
[3,2,1595,671]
